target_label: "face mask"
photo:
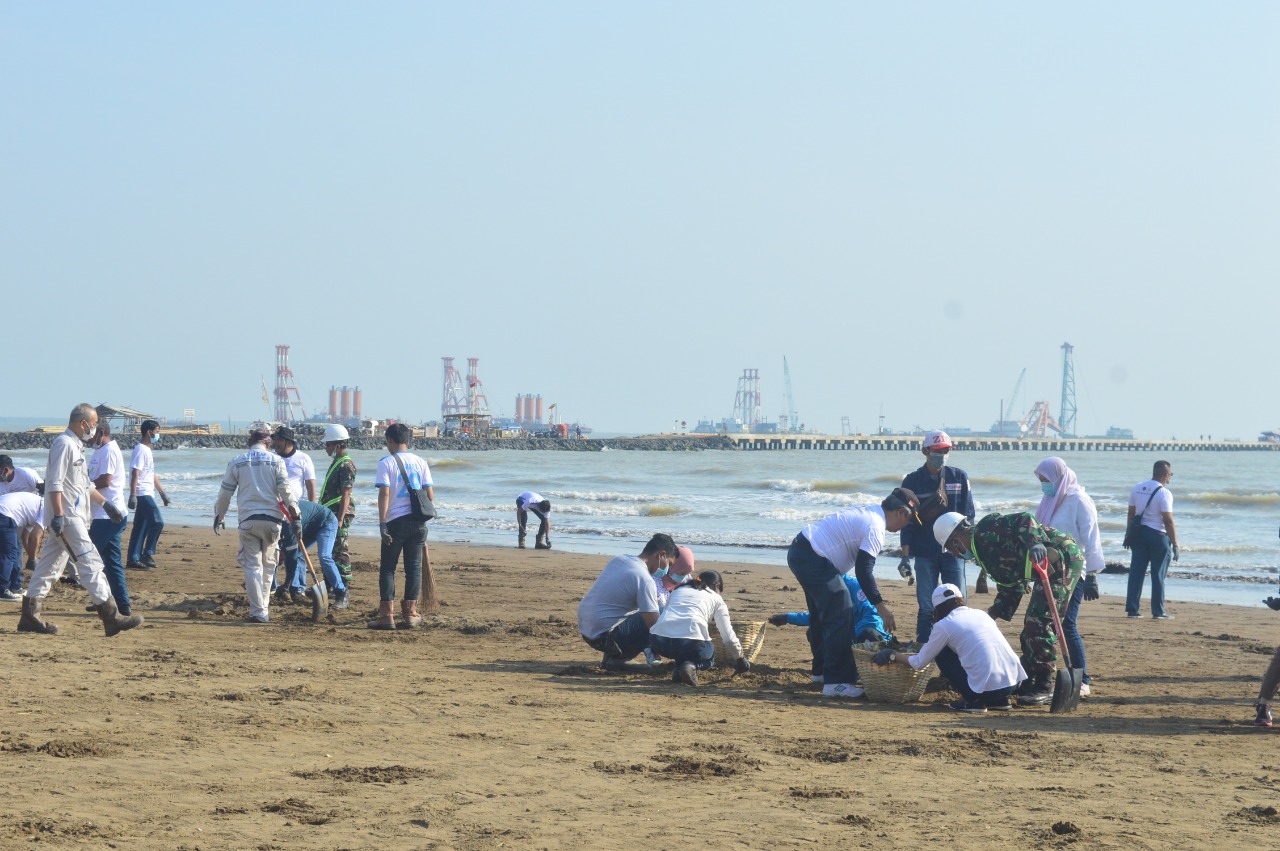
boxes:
[654,565,669,580]
[928,453,947,469]
[668,573,689,585]
[1041,481,1056,497]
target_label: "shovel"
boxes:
[1031,556,1083,714]
[280,503,329,623]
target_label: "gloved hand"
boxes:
[897,556,913,585]
[1265,596,1280,611]
[1082,574,1100,601]
[871,648,895,666]
[1172,545,1180,562]
[127,495,137,511]
[1029,543,1048,565]
[213,515,225,535]
[768,613,789,627]
[734,657,751,675]
[160,492,171,507]
[50,515,65,535]
[103,501,125,524]
[380,523,393,546]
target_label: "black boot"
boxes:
[17,597,58,635]
[1017,672,1054,706]
[96,598,143,637]
[535,534,551,550]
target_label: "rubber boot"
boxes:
[975,568,989,595]
[17,596,58,635]
[1017,672,1054,706]
[368,601,396,630]
[399,599,423,630]
[535,534,551,550]
[517,533,527,549]
[96,597,143,637]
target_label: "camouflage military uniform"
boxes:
[970,512,1084,676]
[319,453,357,587]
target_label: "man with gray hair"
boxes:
[18,403,140,636]
[213,428,299,624]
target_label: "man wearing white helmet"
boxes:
[933,510,1083,707]
[319,423,357,595]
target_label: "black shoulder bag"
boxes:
[1122,485,1162,550]
[392,453,436,522]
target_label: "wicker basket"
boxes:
[852,646,935,703]
[712,621,767,665]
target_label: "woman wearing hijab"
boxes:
[1034,457,1105,696]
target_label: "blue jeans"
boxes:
[276,520,307,592]
[650,634,716,669]
[1061,578,1090,683]
[934,646,1019,706]
[787,534,858,686]
[0,514,20,592]
[380,516,425,601]
[90,517,129,611]
[1126,525,1172,617]
[582,611,652,661]
[299,510,346,594]
[127,495,164,564]
[914,554,966,642]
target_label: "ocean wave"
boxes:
[1180,492,1280,506]
[759,508,833,523]
[764,479,861,493]
[869,474,902,484]
[545,490,674,503]
[641,505,684,517]
[969,476,1028,487]
[428,458,474,469]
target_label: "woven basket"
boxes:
[712,621,767,665]
[852,646,935,703]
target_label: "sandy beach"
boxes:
[3,524,1280,849]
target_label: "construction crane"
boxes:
[1059,342,1077,437]
[993,368,1028,436]
[782,357,799,433]
[1021,401,1065,437]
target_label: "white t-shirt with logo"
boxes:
[801,505,888,572]
[130,443,156,497]
[0,492,44,529]
[280,451,317,501]
[517,492,546,510]
[375,452,433,522]
[88,440,129,521]
[0,466,43,497]
[1129,480,1174,533]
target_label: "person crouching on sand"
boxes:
[643,545,697,667]
[872,583,1026,713]
[649,570,751,687]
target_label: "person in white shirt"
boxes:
[577,533,678,670]
[1035,457,1104,696]
[515,491,551,549]
[650,570,751,686]
[19,403,138,637]
[1125,460,1179,620]
[372,423,434,630]
[872,583,1026,713]
[0,492,44,601]
[126,419,169,570]
[0,457,45,575]
[88,421,133,615]
[786,487,921,699]
[213,429,298,624]
[271,426,317,603]
[642,545,697,667]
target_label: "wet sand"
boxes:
[3,524,1280,849]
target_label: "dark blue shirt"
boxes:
[296,499,332,542]
[900,464,975,558]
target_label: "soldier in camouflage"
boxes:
[320,424,357,601]
[934,511,1084,706]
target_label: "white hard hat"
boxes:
[933,512,967,548]
[323,424,350,442]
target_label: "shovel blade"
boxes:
[309,585,329,623]
[1050,667,1084,713]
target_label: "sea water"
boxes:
[4,444,1276,608]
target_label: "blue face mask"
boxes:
[668,573,690,585]
[1041,481,1056,497]
[654,566,669,580]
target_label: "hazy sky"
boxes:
[3,3,1276,438]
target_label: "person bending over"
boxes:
[650,570,751,687]
[769,571,891,684]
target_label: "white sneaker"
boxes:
[1079,682,1092,698]
[822,683,865,699]
[643,648,662,669]
[810,674,824,684]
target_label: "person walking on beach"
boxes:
[1125,461,1179,620]
[515,491,551,549]
[649,570,752,686]
[372,423,433,630]
[318,424,357,593]
[899,430,975,642]
[88,421,133,615]
[933,510,1083,706]
[1034,457,1104,696]
[0,492,43,601]
[126,419,169,570]
[271,426,316,603]
[19,404,139,637]
[786,488,921,699]
[577,533,679,669]
[212,428,298,624]
[0,456,45,576]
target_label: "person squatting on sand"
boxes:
[212,428,298,625]
[372,422,433,630]
[934,510,1083,707]
[577,533,678,670]
[515,491,552,549]
[785,488,921,699]
[19,403,140,637]
[649,570,751,686]
[126,418,169,571]
[872,583,1026,713]
[1034,457,1105,696]
[88,420,133,615]
[768,571,891,664]
[319,423,357,591]
[643,544,696,667]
